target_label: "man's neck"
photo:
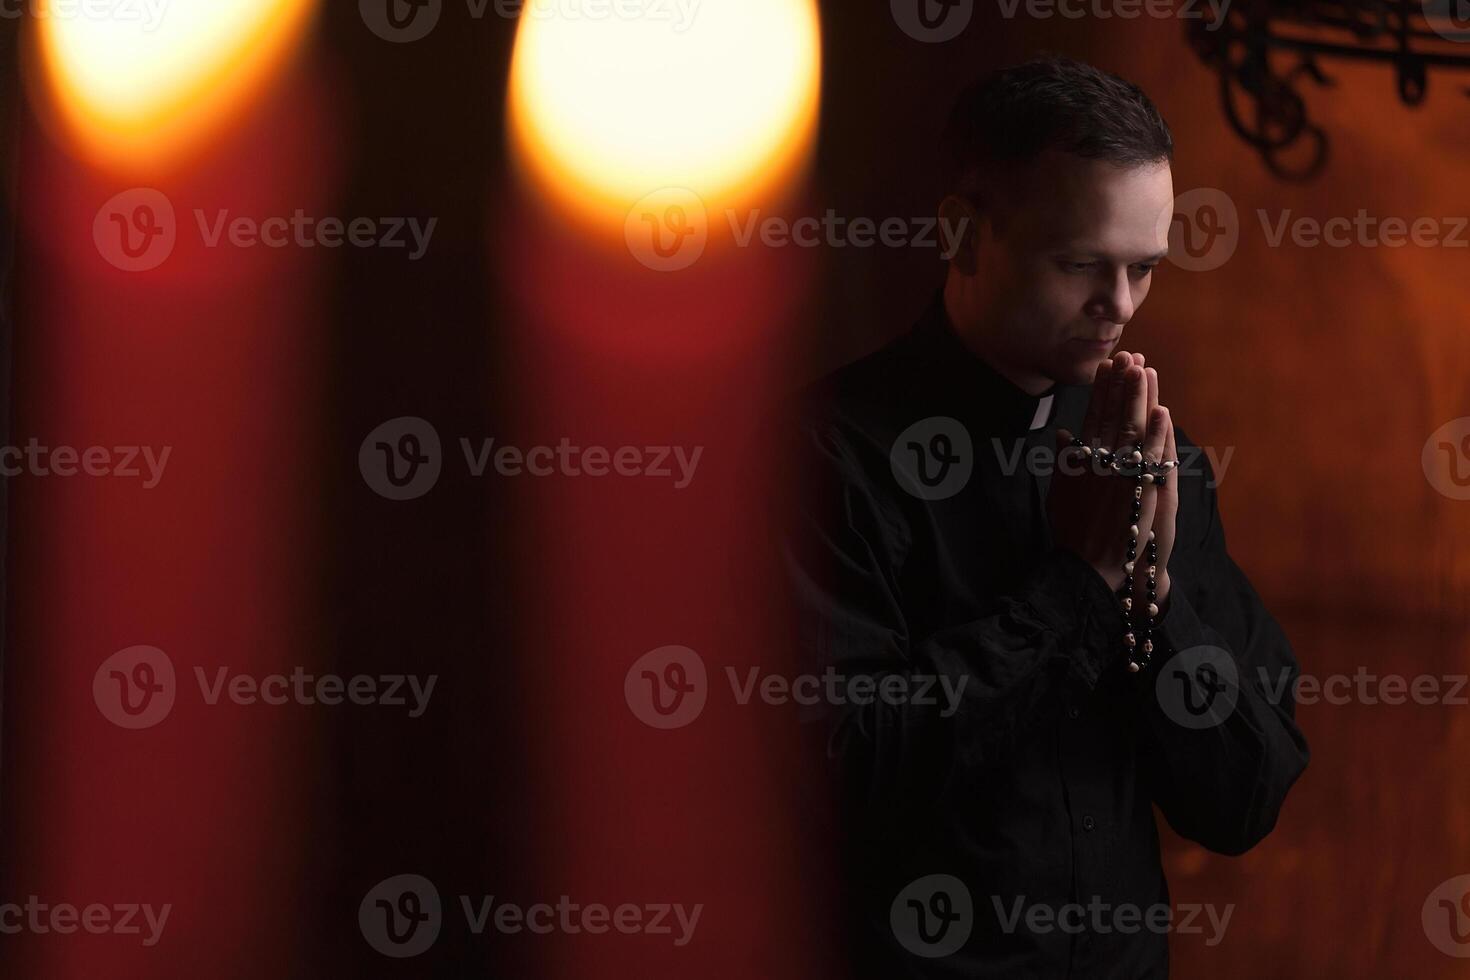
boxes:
[941,284,1054,397]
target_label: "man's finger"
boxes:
[1097,352,1132,449]
[1080,359,1112,446]
[1116,360,1149,449]
[1143,404,1168,475]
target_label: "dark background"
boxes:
[2,0,1468,976]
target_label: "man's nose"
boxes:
[1087,270,1134,324]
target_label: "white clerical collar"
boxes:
[1028,392,1056,431]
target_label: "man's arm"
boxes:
[1134,436,1310,855]
[782,417,1128,834]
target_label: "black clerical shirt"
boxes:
[782,292,1309,978]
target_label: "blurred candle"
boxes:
[503,2,836,976]
[4,3,327,977]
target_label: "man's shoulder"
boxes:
[786,323,932,455]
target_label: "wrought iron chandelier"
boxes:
[1188,0,1470,179]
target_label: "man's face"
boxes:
[961,151,1174,389]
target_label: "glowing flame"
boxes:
[508,0,821,226]
[34,0,316,171]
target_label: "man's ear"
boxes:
[937,194,982,274]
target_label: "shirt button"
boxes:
[1082,815,1097,832]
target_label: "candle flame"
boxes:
[33,0,316,172]
[508,0,821,230]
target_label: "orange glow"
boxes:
[30,0,317,172]
[507,0,821,233]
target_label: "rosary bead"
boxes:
[1127,661,1141,674]
[1143,639,1153,653]
[1147,602,1158,616]
[1124,561,1135,575]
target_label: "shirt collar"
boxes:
[913,289,1079,435]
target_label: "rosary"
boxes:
[1069,437,1177,673]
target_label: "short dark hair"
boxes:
[942,56,1173,201]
